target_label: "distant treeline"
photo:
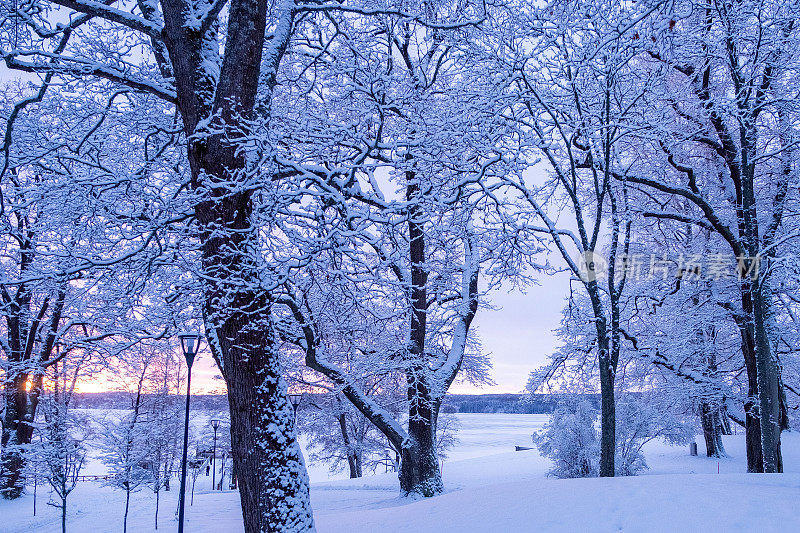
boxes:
[71,391,228,411]
[73,392,602,414]
[442,394,602,414]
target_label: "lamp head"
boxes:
[178,333,202,366]
[288,392,303,410]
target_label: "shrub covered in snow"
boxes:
[534,395,695,478]
[533,400,600,478]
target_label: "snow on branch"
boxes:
[5,52,177,103]
[49,0,164,39]
[296,1,487,30]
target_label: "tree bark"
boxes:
[222,333,313,532]
[751,279,781,472]
[588,284,615,478]
[398,418,443,496]
[397,174,445,496]
[337,413,359,479]
[124,488,130,533]
[598,338,615,477]
[700,402,726,458]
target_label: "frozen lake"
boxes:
[75,409,549,482]
[445,413,547,462]
[305,413,549,481]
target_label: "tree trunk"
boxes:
[346,455,358,479]
[195,185,315,531]
[598,352,615,477]
[733,305,764,472]
[398,414,443,497]
[718,406,732,435]
[751,282,781,472]
[700,403,726,458]
[221,326,314,533]
[337,413,359,479]
[0,284,63,500]
[589,286,615,478]
[355,452,363,478]
[1,373,39,499]
[739,273,782,472]
[396,172,445,497]
[154,489,159,530]
[124,488,130,533]
[168,0,314,522]
[739,119,782,472]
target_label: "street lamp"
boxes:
[288,392,303,424]
[210,419,222,491]
[177,333,202,533]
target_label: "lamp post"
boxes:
[288,392,303,424]
[177,333,201,533]
[210,419,221,491]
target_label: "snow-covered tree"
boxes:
[1,0,491,525]
[31,362,89,533]
[615,0,800,472]
[0,78,183,498]
[299,390,403,479]
[492,0,661,476]
[98,344,166,533]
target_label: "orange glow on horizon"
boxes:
[73,354,227,395]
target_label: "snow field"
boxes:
[2,413,799,532]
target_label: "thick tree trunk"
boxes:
[739,123,782,472]
[196,195,313,532]
[739,277,782,472]
[164,0,315,522]
[396,172,444,496]
[734,307,764,472]
[751,283,782,473]
[224,337,313,533]
[346,457,358,479]
[700,403,726,458]
[588,285,615,478]
[598,352,615,477]
[399,414,443,497]
[194,181,315,531]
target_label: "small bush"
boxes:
[533,399,599,478]
[534,395,695,478]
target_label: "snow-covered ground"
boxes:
[3,413,799,532]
